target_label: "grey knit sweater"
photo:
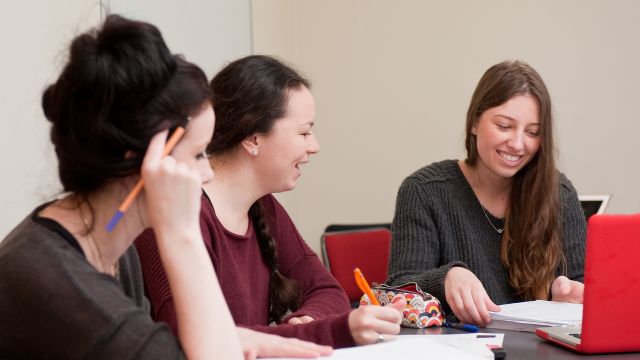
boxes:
[388,160,586,313]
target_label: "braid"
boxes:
[248,201,302,323]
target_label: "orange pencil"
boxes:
[106,127,186,232]
[353,267,380,305]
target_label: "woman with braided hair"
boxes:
[136,55,404,348]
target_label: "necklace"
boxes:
[80,209,119,277]
[480,205,504,234]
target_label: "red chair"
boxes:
[321,228,391,305]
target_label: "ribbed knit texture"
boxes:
[136,193,355,348]
[388,160,586,314]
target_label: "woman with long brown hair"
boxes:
[388,60,587,327]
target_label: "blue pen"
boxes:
[444,322,479,332]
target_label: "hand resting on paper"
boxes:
[550,275,584,303]
[444,266,501,327]
[237,327,332,360]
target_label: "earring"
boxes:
[251,147,258,156]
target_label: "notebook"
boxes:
[536,214,640,353]
[488,300,582,333]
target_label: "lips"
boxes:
[497,150,524,165]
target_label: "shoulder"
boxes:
[557,171,580,199]
[403,159,461,185]
[398,160,463,198]
[258,194,290,224]
[0,214,77,273]
[258,194,316,257]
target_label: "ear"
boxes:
[124,150,136,159]
[241,135,259,156]
[471,124,478,135]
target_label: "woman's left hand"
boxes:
[550,276,584,303]
[237,327,331,360]
[287,315,315,324]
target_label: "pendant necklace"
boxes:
[480,204,504,234]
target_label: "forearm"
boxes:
[156,228,242,360]
[239,312,354,348]
[283,256,351,321]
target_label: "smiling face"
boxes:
[253,86,319,193]
[171,103,215,184]
[472,94,541,180]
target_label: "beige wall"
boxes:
[252,0,640,255]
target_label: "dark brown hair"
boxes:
[209,55,310,323]
[464,60,565,300]
[42,14,211,197]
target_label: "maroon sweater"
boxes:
[135,193,354,348]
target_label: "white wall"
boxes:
[105,0,252,79]
[0,1,101,240]
[0,0,252,240]
[252,0,640,255]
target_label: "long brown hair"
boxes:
[464,60,565,300]
[209,55,309,323]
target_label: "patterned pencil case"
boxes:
[359,282,445,328]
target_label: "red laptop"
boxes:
[536,214,640,353]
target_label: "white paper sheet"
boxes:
[488,300,582,332]
[261,336,491,360]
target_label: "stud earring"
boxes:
[251,148,258,156]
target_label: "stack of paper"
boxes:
[488,300,582,332]
[262,335,496,360]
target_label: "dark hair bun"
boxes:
[43,14,211,194]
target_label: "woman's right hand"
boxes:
[348,299,404,345]
[444,266,500,327]
[141,129,202,236]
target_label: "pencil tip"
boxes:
[106,211,124,232]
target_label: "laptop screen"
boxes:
[578,195,610,220]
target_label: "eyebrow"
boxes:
[494,114,540,126]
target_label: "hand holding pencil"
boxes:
[107,127,187,232]
[348,267,405,345]
[137,128,204,237]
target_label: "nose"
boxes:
[201,163,214,184]
[307,133,320,154]
[507,131,525,152]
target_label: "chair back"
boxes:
[321,228,391,304]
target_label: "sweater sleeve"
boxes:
[387,177,467,305]
[240,312,354,348]
[558,174,587,283]
[134,228,180,335]
[262,196,351,323]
